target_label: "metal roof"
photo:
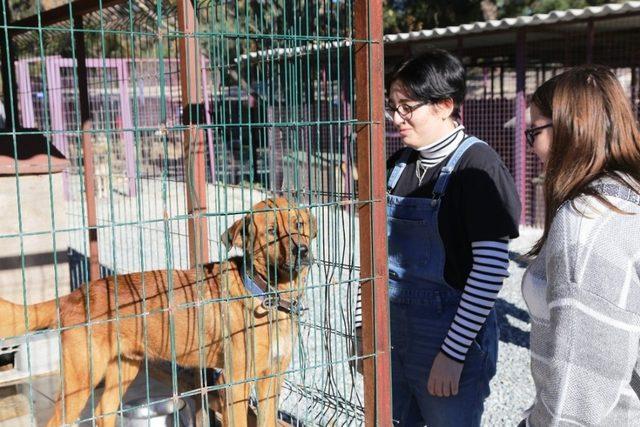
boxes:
[238,40,351,62]
[236,2,640,65]
[384,1,640,44]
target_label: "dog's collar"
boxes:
[243,272,307,316]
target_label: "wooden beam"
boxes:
[10,0,127,36]
[73,15,100,281]
[177,0,209,268]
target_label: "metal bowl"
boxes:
[120,397,194,427]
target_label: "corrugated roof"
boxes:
[238,2,640,64]
[384,1,640,44]
[238,40,351,62]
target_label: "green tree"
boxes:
[384,0,485,32]
[383,0,626,33]
[497,0,625,17]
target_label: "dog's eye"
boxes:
[296,221,304,231]
[267,227,277,236]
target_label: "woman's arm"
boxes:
[440,238,509,362]
[427,238,509,397]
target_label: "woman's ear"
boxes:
[434,98,455,120]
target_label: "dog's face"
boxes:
[221,197,317,282]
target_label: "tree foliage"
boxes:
[383,0,626,33]
[6,0,626,51]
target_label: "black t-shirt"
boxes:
[387,139,521,291]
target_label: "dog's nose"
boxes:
[295,244,309,259]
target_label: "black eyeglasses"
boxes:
[385,102,428,121]
[525,123,552,147]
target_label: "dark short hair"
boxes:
[386,48,466,119]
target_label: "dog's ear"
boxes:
[221,217,247,250]
[308,209,317,239]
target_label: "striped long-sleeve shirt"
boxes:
[441,239,509,362]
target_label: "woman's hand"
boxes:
[427,351,464,397]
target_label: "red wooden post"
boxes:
[354,0,392,425]
[74,15,100,281]
[177,0,209,268]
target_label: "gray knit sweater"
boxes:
[522,178,640,426]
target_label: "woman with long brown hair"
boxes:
[521,65,640,426]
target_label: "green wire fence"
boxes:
[0,0,390,426]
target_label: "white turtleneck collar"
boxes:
[416,124,466,157]
[415,124,466,184]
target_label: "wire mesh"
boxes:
[0,1,376,426]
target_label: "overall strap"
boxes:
[432,136,486,200]
[387,148,413,192]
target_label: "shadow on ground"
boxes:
[495,298,530,349]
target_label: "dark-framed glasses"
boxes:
[525,123,552,147]
[385,102,428,121]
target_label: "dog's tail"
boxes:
[0,298,57,339]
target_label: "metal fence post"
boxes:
[586,20,595,64]
[354,0,392,425]
[200,55,216,183]
[15,59,35,128]
[0,7,19,130]
[632,67,639,116]
[515,30,527,226]
[457,36,465,122]
[45,57,66,156]
[116,59,137,197]
[44,56,73,202]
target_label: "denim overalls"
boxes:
[387,137,499,427]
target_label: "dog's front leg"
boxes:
[223,379,251,427]
[254,321,293,427]
[47,329,111,427]
[94,357,141,427]
[254,373,281,427]
[221,342,251,427]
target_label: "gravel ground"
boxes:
[483,227,542,426]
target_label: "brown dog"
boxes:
[0,197,316,427]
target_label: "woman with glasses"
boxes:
[525,75,556,161]
[521,66,640,426]
[381,48,521,426]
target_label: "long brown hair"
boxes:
[529,65,640,256]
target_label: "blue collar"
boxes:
[243,272,307,316]
[243,272,270,298]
